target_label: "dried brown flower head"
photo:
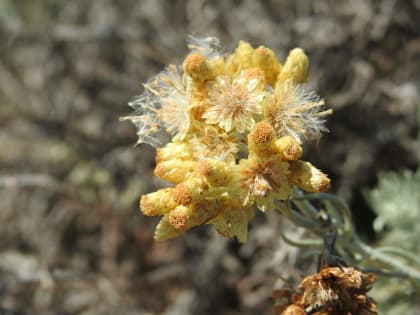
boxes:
[274,267,378,315]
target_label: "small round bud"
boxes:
[183,53,214,82]
[250,121,274,144]
[274,136,303,160]
[288,161,330,193]
[169,205,192,230]
[171,184,193,206]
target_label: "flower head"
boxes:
[266,82,332,142]
[120,65,191,147]
[121,37,331,242]
[239,159,291,211]
[273,267,378,315]
[190,126,239,164]
[155,65,192,138]
[203,72,265,133]
[119,92,161,146]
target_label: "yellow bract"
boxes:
[124,38,331,242]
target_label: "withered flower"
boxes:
[273,267,378,315]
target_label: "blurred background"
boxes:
[0,1,419,314]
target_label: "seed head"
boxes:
[203,72,265,133]
[266,82,331,142]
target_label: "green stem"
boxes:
[353,237,420,282]
[279,192,420,283]
[376,247,420,266]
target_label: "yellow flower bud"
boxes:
[154,160,197,183]
[252,46,281,85]
[168,205,195,230]
[250,121,275,144]
[169,202,218,231]
[273,136,303,161]
[140,188,177,216]
[170,176,204,205]
[207,57,225,78]
[183,53,214,83]
[171,184,194,206]
[154,215,183,241]
[288,161,330,193]
[248,121,276,158]
[226,40,254,73]
[156,142,192,163]
[198,159,230,186]
[277,48,309,85]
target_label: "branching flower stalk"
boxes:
[121,36,420,314]
[280,191,420,282]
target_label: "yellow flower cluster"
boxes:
[122,36,331,242]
